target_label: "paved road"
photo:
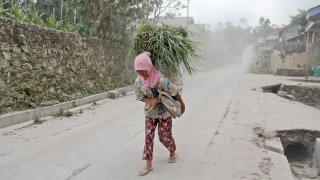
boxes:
[0,68,296,180]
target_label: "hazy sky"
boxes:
[180,0,319,28]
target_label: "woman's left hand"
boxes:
[175,93,185,114]
[181,101,185,114]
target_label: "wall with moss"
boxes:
[0,17,135,114]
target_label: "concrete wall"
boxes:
[313,138,320,168]
[0,17,135,115]
[269,49,318,74]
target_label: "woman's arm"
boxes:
[175,92,185,114]
[141,98,160,108]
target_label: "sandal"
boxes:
[168,153,178,163]
[138,167,153,176]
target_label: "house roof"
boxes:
[278,22,300,33]
[266,34,278,40]
[306,5,320,32]
[306,21,320,32]
[307,5,320,21]
[286,33,305,41]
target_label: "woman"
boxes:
[134,52,185,176]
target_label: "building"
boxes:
[306,5,320,44]
[306,5,320,76]
[278,23,302,43]
[154,17,195,27]
[150,16,206,37]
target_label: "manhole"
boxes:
[277,130,320,179]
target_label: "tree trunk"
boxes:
[60,0,63,21]
[92,0,105,36]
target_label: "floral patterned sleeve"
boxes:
[159,76,178,97]
[135,77,144,101]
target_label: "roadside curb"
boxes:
[265,137,294,180]
[0,85,134,129]
[265,137,284,154]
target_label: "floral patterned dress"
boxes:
[135,75,178,120]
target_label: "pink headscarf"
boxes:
[134,52,161,88]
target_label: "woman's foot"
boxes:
[138,166,153,176]
[168,152,178,163]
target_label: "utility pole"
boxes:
[186,0,190,28]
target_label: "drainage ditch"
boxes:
[261,84,320,109]
[277,130,320,179]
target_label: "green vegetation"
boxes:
[64,110,73,117]
[0,1,91,37]
[0,0,185,42]
[33,116,43,124]
[131,24,199,78]
[56,109,73,117]
[290,9,307,33]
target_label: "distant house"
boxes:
[127,16,203,36]
[188,23,206,36]
[262,24,304,52]
[275,23,306,54]
[257,37,265,46]
[149,16,206,38]
[306,5,320,44]
[154,17,195,27]
[306,5,320,74]
[278,23,302,43]
[266,29,281,48]
[254,22,309,75]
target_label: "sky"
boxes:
[179,0,320,28]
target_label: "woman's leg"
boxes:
[158,117,176,158]
[141,117,158,170]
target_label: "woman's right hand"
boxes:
[142,98,160,108]
[149,98,160,107]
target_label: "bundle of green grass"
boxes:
[131,24,199,79]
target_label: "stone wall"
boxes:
[0,17,135,114]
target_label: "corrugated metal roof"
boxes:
[307,5,320,21]
[306,21,320,32]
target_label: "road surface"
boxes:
[1,68,320,180]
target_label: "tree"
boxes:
[146,0,186,24]
[239,17,248,28]
[88,0,146,40]
[290,9,307,33]
[255,16,273,38]
[5,0,185,42]
[34,0,60,20]
[32,0,146,40]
